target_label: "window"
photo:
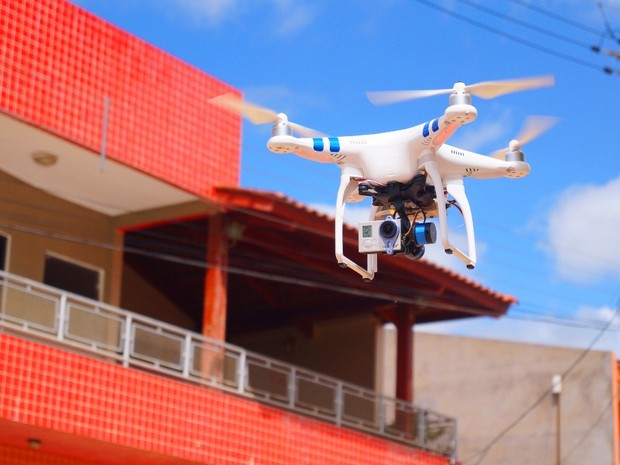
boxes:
[43,254,102,300]
[0,233,7,271]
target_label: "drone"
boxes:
[211,76,556,281]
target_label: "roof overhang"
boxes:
[0,112,199,216]
[214,186,517,330]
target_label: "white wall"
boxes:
[414,332,617,465]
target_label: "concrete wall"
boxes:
[0,170,120,303]
[414,332,618,465]
[0,169,209,330]
[231,314,380,389]
[119,263,196,330]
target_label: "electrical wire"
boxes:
[455,0,595,50]
[3,196,619,336]
[2,185,608,315]
[506,0,605,36]
[8,182,618,462]
[2,168,618,320]
[598,1,620,42]
[558,396,613,463]
[236,105,620,310]
[243,143,620,312]
[466,296,620,465]
[412,0,615,74]
[6,177,620,465]
[506,306,620,331]
[0,219,503,316]
[0,132,620,311]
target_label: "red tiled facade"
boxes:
[0,0,241,197]
[0,334,448,465]
[0,1,452,464]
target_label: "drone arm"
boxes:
[335,173,377,281]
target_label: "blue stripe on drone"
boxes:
[432,118,439,132]
[423,122,430,137]
[313,138,324,151]
[329,137,340,152]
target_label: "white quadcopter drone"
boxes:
[211,76,556,281]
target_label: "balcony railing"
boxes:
[0,270,456,460]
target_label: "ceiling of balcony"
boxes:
[0,112,198,216]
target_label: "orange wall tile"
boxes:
[0,0,241,197]
[0,334,448,465]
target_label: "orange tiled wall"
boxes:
[0,0,241,197]
[0,334,449,465]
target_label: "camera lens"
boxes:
[379,219,398,239]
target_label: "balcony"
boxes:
[0,270,456,461]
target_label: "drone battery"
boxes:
[358,219,403,254]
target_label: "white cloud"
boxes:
[242,85,327,117]
[544,175,620,284]
[166,0,317,33]
[418,303,620,355]
[575,304,620,328]
[173,0,241,25]
[308,201,370,227]
[449,108,512,153]
[270,0,318,37]
[422,228,486,272]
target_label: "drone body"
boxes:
[211,76,555,281]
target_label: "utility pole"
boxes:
[552,375,563,465]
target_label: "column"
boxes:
[393,309,415,403]
[202,213,228,341]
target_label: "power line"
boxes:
[2,169,619,319]
[4,214,617,465]
[4,191,618,463]
[506,0,604,36]
[3,204,620,338]
[412,0,615,74]
[558,396,613,463]
[506,305,620,331]
[6,201,617,464]
[467,296,620,465]
[455,0,595,50]
[0,219,504,317]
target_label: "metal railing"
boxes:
[0,270,456,459]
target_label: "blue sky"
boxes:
[73,0,620,352]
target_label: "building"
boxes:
[414,332,620,465]
[1,1,516,464]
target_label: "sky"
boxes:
[72,0,620,353]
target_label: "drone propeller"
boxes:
[367,75,555,106]
[490,115,558,160]
[209,93,324,138]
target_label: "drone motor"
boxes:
[272,121,293,137]
[505,149,525,162]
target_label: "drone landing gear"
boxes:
[335,173,378,281]
[421,160,477,269]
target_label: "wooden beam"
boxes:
[393,309,415,403]
[202,214,228,341]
